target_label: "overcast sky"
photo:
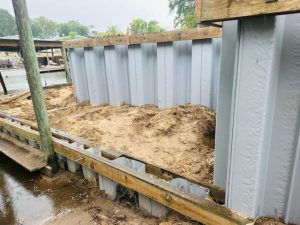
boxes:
[1,0,175,32]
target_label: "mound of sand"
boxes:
[1,86,216,183]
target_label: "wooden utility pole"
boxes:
[12,0,59,172]
[61,48,72,83]
[0,72,8,95]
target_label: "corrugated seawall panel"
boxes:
[216,15,300,224]
[68,39,221,109]
[69,48,89,102]
[84,47,109,105]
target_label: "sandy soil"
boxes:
[254,217,285,225]
[41,172,198,225]
[0,86,216,184]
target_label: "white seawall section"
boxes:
[214,15,300,224]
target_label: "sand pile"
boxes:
[0,86,216,183]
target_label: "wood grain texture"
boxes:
[53,139,253,225]
[0,133,46,171]
[12,0,58,171]
[197,0,300,22]
[0,112,225,202]
[0,114,252,224]
[62,28,222,49]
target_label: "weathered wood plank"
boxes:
[63,35,130,49]
[0,117,40,144]
[53,139,252,225]
[0,113,225,202]
[12,0,58,172]
[0,133,46,172]
[196,0,300,22]
[0,114,252,224]
[62,28,222,49]
[129,27,221,44]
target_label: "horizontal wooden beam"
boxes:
[0,132,46,171]
[62,27,222,49]
[0,112,225,203]
[0,113,253,224]
[0,39,62,52]
[196,0,300,22]
[54,139,252,225]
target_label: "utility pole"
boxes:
[61,48,72,83]
[12,0,59,172]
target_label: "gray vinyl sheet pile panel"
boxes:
[68,39,221,109]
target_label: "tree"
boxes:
[31,16,57,39]
[129,19,164,35]
[168,0,196,28]
[99,25,123,37]
[0,9,17,37]
[147,21,164,33]
[58,20,90,37]
[129,19,147,34]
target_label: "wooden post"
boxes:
[12,0,59,172]
[0,72,8,95]
[61,48,72,83]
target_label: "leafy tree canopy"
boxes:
[0,9,17,37]
[31,16,57,39]
[168,0,197,28]
[129,19,164,35]
[58,20,90,37]
[99,25,124,37]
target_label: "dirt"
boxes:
[254,217,285,225]
[42,172,199,225]
[0,154,198,225]
[0,86,216,184]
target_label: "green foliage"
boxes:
[147,21,164,33]
[31,16,57,39]
[129,19,148,34]
[129,19,164,35]
[168,0,196,28]
[0,9,17,37]
[58,20,90,37]
[99,25,124,37]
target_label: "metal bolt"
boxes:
[165,193,172,201]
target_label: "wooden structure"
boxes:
[0,112,253,225]
[0,38,62,52]
[195,0,300,22]
[12,0,58,171]
[61,48,72,83]
[62,27,221,49]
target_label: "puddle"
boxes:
[0,154,90,225]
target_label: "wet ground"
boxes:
[0,154,90,225]
[0,154,199,225]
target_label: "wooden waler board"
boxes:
[0,113,253,225]
[0,133,46,172]
[195,0,300,22]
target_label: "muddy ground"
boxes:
[0,154,198,225]
[0,86,216,184]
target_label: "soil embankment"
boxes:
[1,86,216,183]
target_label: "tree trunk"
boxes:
[61,48,72,83]
[12,0,59,172]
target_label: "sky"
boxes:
[1,0,175,32]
